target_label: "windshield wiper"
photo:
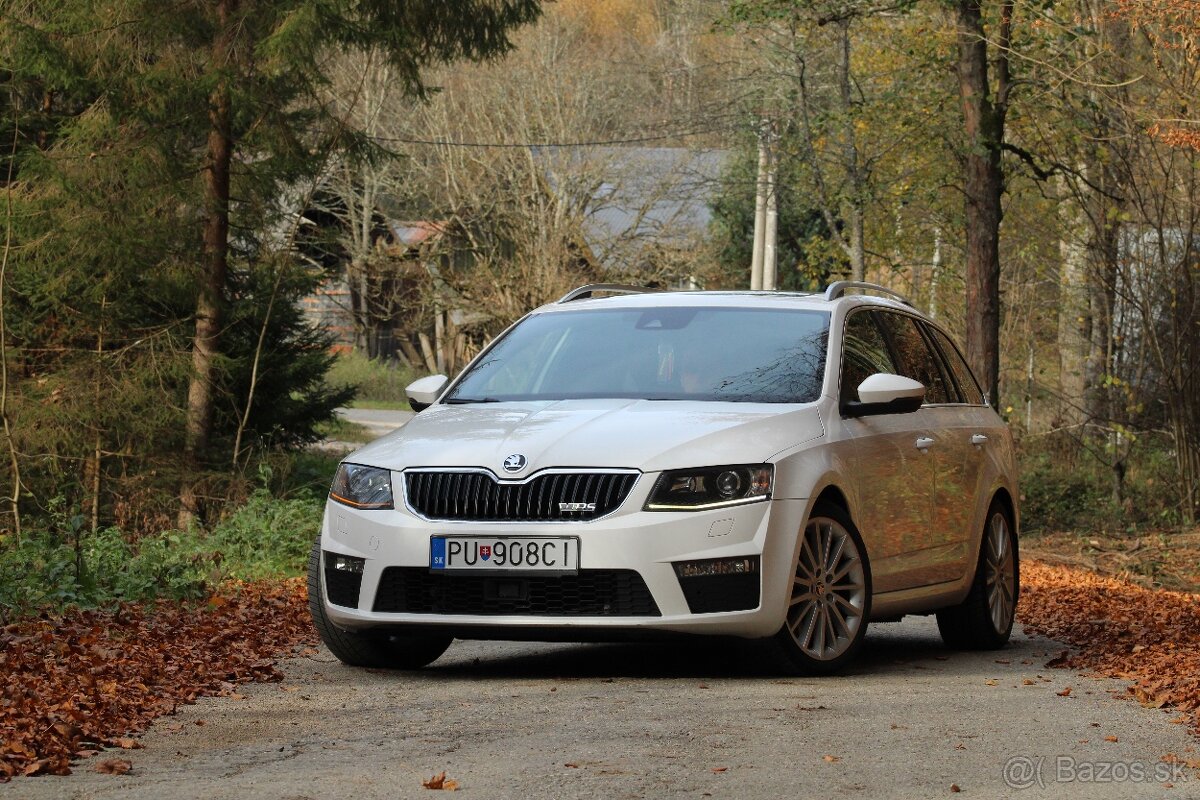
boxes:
[444,396,500,404]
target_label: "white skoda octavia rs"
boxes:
[309,283,1019,674]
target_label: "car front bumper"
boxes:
[319,478,808,640]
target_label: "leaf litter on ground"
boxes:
[3,559,1199,782]
[1018,561,1200,738]
[0,578,314,779]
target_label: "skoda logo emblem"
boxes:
[502,453,527,472]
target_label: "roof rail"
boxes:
[824,281,912,306]
[556,283,660,304]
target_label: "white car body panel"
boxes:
[319,290,1019,640]
[350,400,825,476]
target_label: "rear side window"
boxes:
[873,311,952,404]
[926,325,985,405]
[839,310,896,402]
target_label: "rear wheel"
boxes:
[936,502,1018,650]
[768,502,872,675]
[307,536,452,669]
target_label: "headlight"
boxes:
[644,465,773,511]
[330,463,394,509]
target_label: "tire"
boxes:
[307,535,453,669]
[936,500,1019,650]
[765,501,872,675]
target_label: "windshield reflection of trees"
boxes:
[451,310,830,404]
[707,330,828,402]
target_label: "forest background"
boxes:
[2,0,1199,611]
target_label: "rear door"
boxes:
[921,322,997,578]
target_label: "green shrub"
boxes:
[0,487,324,618]
[1018,434,1183,533]
[0,528,216,616]
[325,350,425,406]
[1019,453,1113,533]
[205,488,323,581]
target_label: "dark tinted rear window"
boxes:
[927,326,985,405]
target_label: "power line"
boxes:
[368,124,740,149]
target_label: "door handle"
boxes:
[970,434,989,446]
[915,436,935,451]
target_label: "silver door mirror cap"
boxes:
[406,374,449,412]
[857,373,926,405]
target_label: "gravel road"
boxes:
[7,617,1196,799]
[336,407,414,437]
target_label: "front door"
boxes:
[838,309,935,593]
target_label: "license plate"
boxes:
[429,536,580,573]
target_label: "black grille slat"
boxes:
[405,470,636,522]
[547,473,563,517]
[430,472,444,517]
[580,474,596,508]
[373,568,660,616]
[469,473,482,519]
[593,475,607,511]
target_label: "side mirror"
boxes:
[842,373,925,418]
[405,374,449,412]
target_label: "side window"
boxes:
[927,326,985,405]
[874,312,952,404]
[839,310,896,402]
[918,325,963,404]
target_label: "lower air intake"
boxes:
[373,568,660,617]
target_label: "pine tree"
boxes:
[0,0,544,531]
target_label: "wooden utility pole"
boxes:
[763,122,778,291]
[750,121,769,290]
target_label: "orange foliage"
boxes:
[1019,561,1200,736]
[1113,1,1200,150]
[1114,0,1200,43]
[0,579,315,779]
[557,0,659,44]
[1148,123,1200,151]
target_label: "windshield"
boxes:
[446,306,830,404]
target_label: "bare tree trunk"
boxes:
[1056,176,1089,424]
[180,0,236,528]
[953,0,1011,408]
[929,227,942,319]
[836,18,866,282]
[1085,220,1118,426]
[91,295,105,533]
[1,115,21,542]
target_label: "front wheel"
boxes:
[307,535,453,669]
[936,501,1018,650]
[768,502,872,675]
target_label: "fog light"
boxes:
[331,554,365,574]
[673,556,760,579]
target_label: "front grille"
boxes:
[373,568,661,616]
[677,573,761,614]
[404,470,638,522]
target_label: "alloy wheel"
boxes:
[985,512,1016,634]
[786,516,867,661]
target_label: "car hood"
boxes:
[347,399,824,475]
